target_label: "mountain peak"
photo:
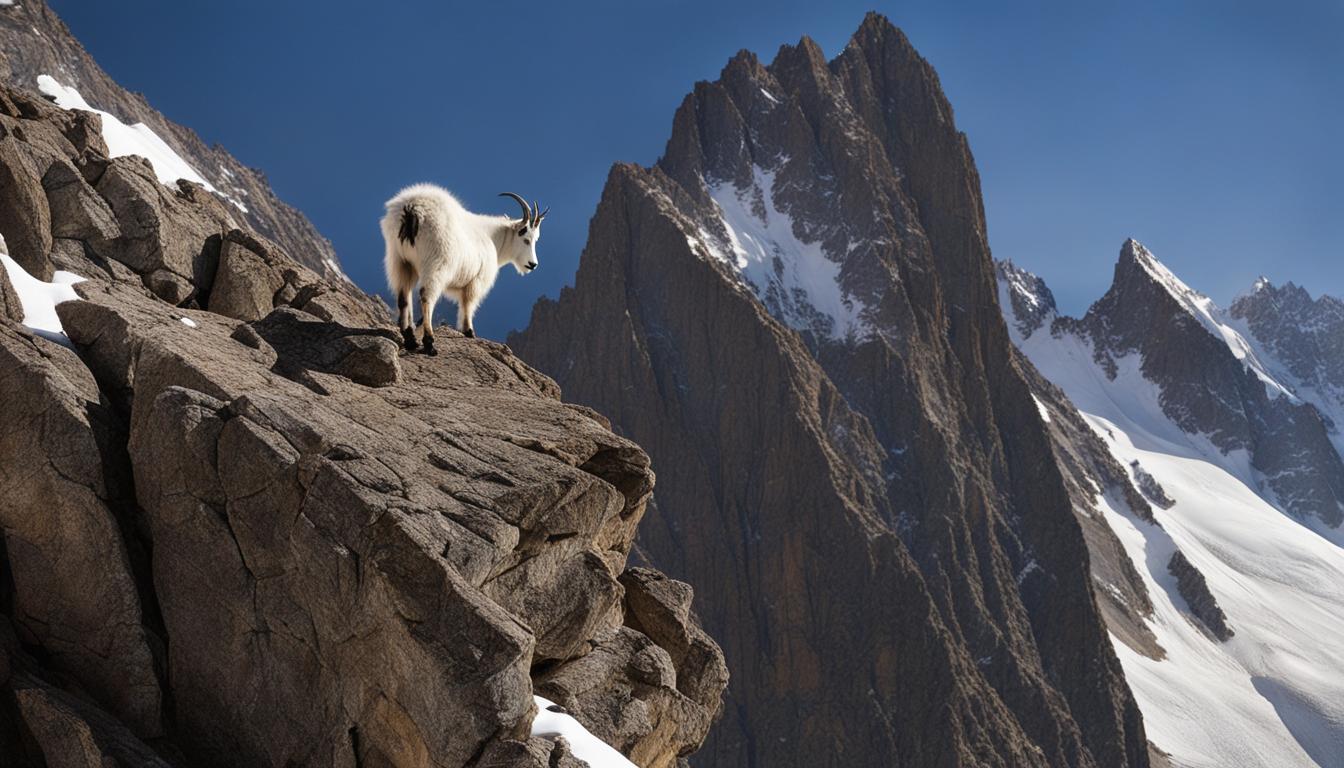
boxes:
[1113,238,1214,315]
[514,15,1150,766]
[1119,237,1164,276]
[996,259,1057,340]
[851,11,910,49]
[723,48,767,80]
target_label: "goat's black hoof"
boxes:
[463,328,475,339]
[401,328,419,351]
[422,338,438,356]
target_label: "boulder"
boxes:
[0,137,53,278]
[620,568,728,706]
[476,736,590,768]
[210,228,386,328]
[11,675,171,768]
[210,234,284,320]
[536,627,718,768]
[90,155,226,303]
[42,156,120,241]
[248,305,401,388]
[47,236,138,283]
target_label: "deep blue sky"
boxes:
[49,0,1344,338]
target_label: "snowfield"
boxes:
[1001,249,1344,767]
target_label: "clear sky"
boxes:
[49,0,1344,339]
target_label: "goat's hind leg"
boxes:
[457,284,477,339]
[389,256,419,351]
[397,288,418,351]
[418,279,443,356]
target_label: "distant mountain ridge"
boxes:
[1000,241,1344,767]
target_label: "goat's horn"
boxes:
[499,192,530,225]
[535,205,549,223]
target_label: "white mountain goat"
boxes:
[381,184,546,354]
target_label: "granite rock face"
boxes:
[0,320,164,737]
[0,0,345,277]
[1231,280,1344,397]
[514,14,1148,767]
[0,74,724,767]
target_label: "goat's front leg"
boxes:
[458,284,477,339]
[418,281,442,356]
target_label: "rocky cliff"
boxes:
[0,75,725,768]
[0,0,342,276]
[513,14,1148,767]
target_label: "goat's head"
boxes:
[499,192,547,275]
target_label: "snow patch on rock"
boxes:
[704,166,868,341]
[1031,394,1052,423]
[36,75,248,213]
[1,253,84,343]
[530,696,635,768]
[37,75,215,190]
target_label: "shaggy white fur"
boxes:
[381,183,542,352]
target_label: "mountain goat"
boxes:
[382,184,546,354]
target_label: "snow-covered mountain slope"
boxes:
[1000,244,1344,767]
[1057,240,1344,527]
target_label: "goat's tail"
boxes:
[397,204,420,247]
